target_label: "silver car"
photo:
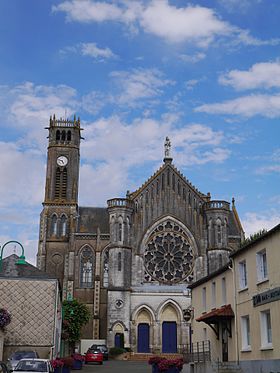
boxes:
[7,352,39,371]
[13,359,53,373]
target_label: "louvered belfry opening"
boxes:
[55,167,68,200]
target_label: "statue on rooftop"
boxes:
[164,136,171,158]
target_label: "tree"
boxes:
[241,228,267,247]
[62,299,91,348]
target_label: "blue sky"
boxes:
[0,0,280,263]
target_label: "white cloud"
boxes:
[60,42,117,61]
[110,68,174,107]
[52,0,125,23]
[242,211,280,237]
[185,79,200,90]
[218,0,262,13]
[179,52,206,63]
[139,1,231,45]
[81,42,116,59]
[195,93,280,118]
[256,165,280,174]
[0,142,45,208]
[219,61,280,90]
[78,115,230,204]
[53,0,277,47]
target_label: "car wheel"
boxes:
[99,362,103,365]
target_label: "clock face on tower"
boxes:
[57,155,68,166]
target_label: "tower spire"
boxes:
[163,136,173,163]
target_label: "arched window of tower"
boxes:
[60,214,67,236]
[61,130,66,141]
[216,218,222,245]
[50,214,58,236]
[118,221,123,242]
[67,130,71,141]
[56,130,60,141]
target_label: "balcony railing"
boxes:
[107,198,134,209]
[205,200,230,210]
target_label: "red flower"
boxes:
[50,359,64,368]
[148,356,165,365]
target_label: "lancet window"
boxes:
[80,246,94,288]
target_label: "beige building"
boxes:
[231,223,280,372]
[188,263,236,367]
[0,254,61,361]
[187,223,280,373]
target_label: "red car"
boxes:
[84,349,103,365]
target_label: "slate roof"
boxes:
[77,207,109,233]
[0,254,56,279]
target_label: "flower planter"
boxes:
[62,366,70,373]
[152,365,180,373]
[72,360,83,370]
[152,364,159,373]
[53,368,62,373]
[148,356,183,373]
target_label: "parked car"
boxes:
[13,359,53,373]
[7,352,39,371]
[84,349,103,365]
[0,362,10,373]
[90,344,109,360]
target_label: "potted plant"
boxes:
[71,354,84,370]
[61,357,74,373]
[148,356,184,373]
[148,356,165,373]
[50,358,64,373]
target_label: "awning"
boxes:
[196,305,234,339]
[196,304,234,323]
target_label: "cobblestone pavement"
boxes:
[81,360,151,372]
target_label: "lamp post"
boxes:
[0,240,27,272]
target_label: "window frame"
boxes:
[241,315,251,351]
[256,249,268,283]
[260,309,273,349]
[238,260,248,290]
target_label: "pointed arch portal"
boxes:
[137,323,150,353]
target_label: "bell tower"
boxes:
[37,115,83,283]
[44,114,82,205]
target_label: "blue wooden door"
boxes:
[137,323,150,352]
[114,333,124,348]
[162,322,177,353]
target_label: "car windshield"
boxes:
[15,361,47,372]
[12,353,37,360]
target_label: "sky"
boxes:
[0,0,280,264]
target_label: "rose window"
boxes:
[144,224,194,284]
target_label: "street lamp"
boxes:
[0,240,27,272]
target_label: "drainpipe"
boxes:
[229,259,239,364]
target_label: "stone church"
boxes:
[37,115,243,353]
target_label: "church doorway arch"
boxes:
[113,323,124,348]
[136,309,152,353]
[160,303,179,353]
[137,323,150,352]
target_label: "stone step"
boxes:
[129,353,183,361]
[212,361,242,373]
